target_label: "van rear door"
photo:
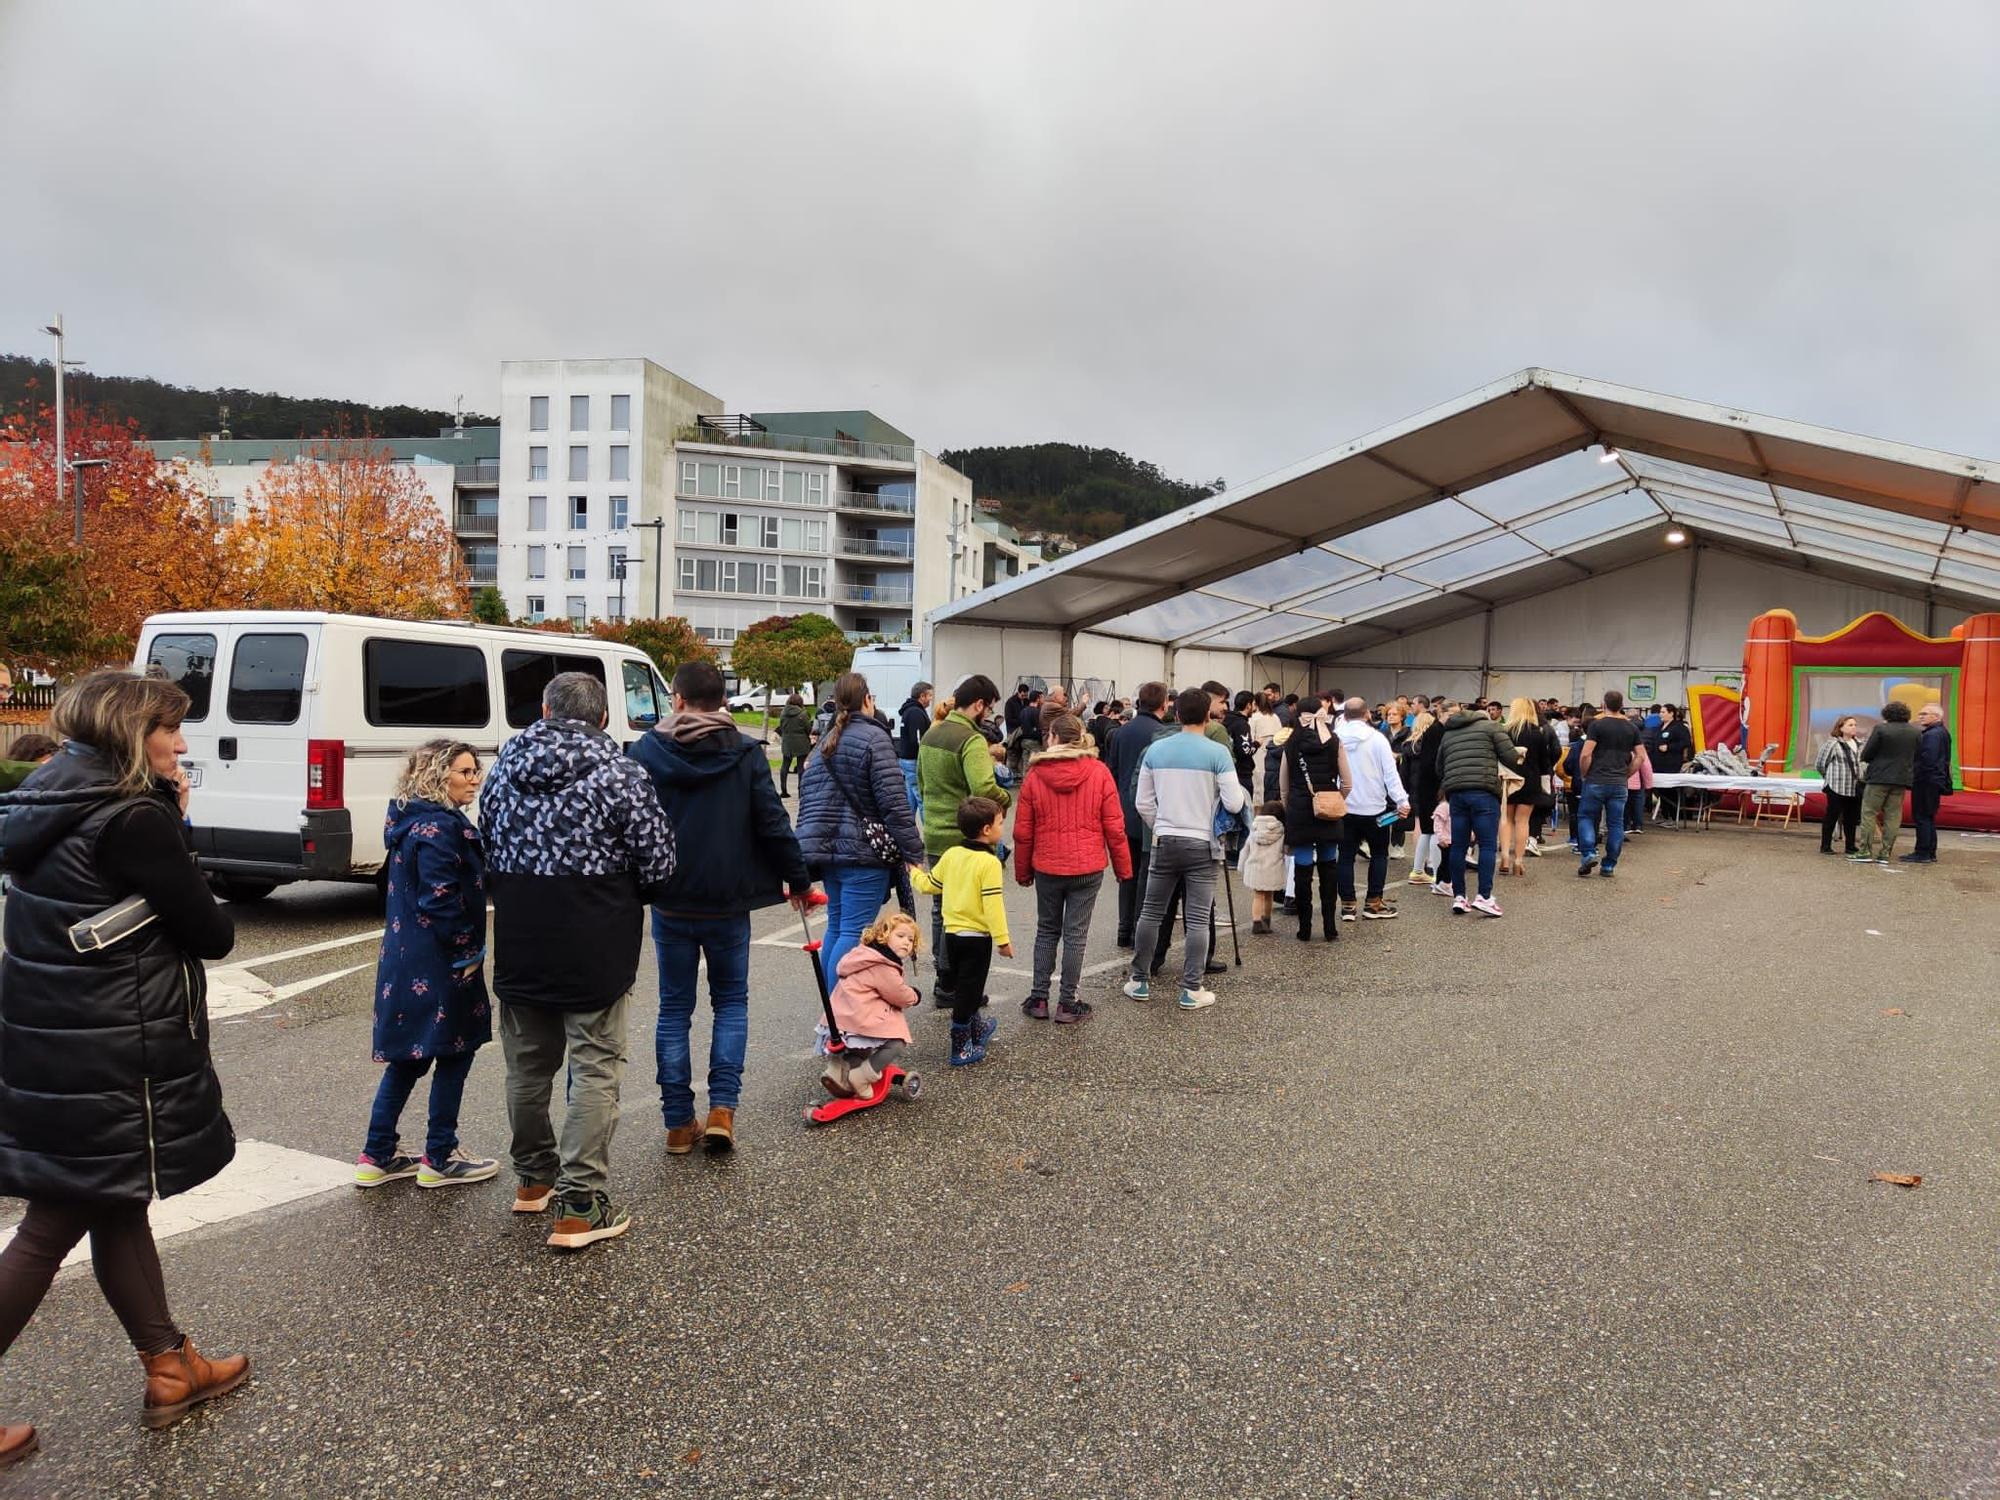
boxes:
[212,626,318,878]
[140,626,223,844]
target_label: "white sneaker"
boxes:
[1177,988,1217,1010]
[1122,978,1150,1002]
[1431,880,1455,897]
[1471,894,1504,918]
[1524,839,1542,858]
[1406,869,1432,886]
[1450,896,1470,914]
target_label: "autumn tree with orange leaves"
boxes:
[232,435,466,616]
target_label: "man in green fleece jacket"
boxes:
[916,673,1010,1001]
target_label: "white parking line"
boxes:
[0,1139,353,1270]
[235,926,385,969]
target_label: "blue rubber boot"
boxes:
[949,1023,987,1067]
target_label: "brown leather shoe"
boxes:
[665,1121,702,1155]
[512,1182,554,1214]
[701,1106,735,1154]
[0,1424,36,1467]
[140,1337,249,1430]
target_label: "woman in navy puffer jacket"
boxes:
[797,673,925,981]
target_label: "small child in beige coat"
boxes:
[1238,802,1290,934]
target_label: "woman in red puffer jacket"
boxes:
[1011,713,1133,1023]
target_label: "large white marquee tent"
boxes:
[929,369,2000,706]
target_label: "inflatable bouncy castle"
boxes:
[1711,608,2000,831]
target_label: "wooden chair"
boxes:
[1748,788,1805,830]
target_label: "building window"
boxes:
[678,557,695,590]
[569,495,588,530]
[781,516,827,551]
[610,495,628,530]
[569,394,589,430]
[567,546,586,581]
[680,460,697,494]
[610,394,630,431]
[781,563,826,598]
[609,445,629,482]
[529,446,548,482]
[527,494,547,531]
[525,594,545,621]
[759,516,779,549]
[568,445,587,482]
[566,595,587,625]
[526,545,545,580]
[464,542,498,584]
[854,616,881,634]
[806,471,825,506]
[529,396,549,431]
[608,545,627,578]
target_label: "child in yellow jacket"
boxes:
[909,796,1012,1067]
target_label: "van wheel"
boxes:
[218,878,276,903]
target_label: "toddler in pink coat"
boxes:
[818,912,923,1097]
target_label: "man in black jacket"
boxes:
[482,671,677,1251]
[1104,680,1176,947]
[631,660,811,1158]
[896,681,933,816]
[1904,701,1955,864]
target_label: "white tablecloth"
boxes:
[1653,773,1819,795]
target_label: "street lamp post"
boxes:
[69,457,111,546]
[637,517,667,617]
[614,546,642,625]
[43,316,64,504]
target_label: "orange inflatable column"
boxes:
[1958,612,2000,793]
[1743,609,1797,772]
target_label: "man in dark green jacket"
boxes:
[916,674,1009,999]
[1435,704,1524,915]
[1855,700,1921,864]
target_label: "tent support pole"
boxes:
[1059,628,1075,693]
[1680,544,1701,695]
[1478,607,1494,700]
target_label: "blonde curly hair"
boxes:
[393,739,478,809]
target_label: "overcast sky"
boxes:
[3,1,1996,488]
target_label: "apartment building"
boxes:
[151,426,502,585]
[495,358,972,652]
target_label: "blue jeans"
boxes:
[1291,842,1340,866]
[652,911,751,1126]
[1444,789,1501,899]
[821,863,891,986]
[1577,783,1627,871]
[364,1049,476,1163]
[898,758,922,819]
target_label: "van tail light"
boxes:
[306,739,345,811]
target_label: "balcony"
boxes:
[453,504,498,536]
[834,491,915,517]
[836,584,913,606]
[690,415,915,465]
[454,461,500,486]
[836,535,914,560]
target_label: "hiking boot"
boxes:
[140,1337,249,1430]
[546,1191,631,1252]
[1177,988,1217,1011]
[1362,897,1398,920]
[512,1182,555,1214]
[1021,995,1050,1020]
[0,1425,34,1468]
[1054,998,1093,1025]
[417,1147,498,1189]
[353,1152,419,1189]
[971,1013,998,1047]
[949,1023,987,1067]
[665,1120,703,1155]
[1472,894,1504,917]
[701,1107,736,1154]
[1122,977,1150,1001]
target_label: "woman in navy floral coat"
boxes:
[355,740,496,1189]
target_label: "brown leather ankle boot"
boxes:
[701,1106,735,1154]
[140,1337,250,1430]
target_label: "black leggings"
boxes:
[944,933,993,1026]
[1820,789,1860,852]
[0,1200,180,1356]
[779,753,805,791]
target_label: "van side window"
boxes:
[500,650,605,729]
[365,640,490,728]
[621,661,660,727]
[227,633,308,724]
[145,633,217,722]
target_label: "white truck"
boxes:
[135,611,670,899]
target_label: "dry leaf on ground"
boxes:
[1869,1171,1922,1188]
[1003,1280,1030,1293]
[1880,1008,1905,1017]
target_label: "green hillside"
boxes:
[939,442,1223,545]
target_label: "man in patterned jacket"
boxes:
[480,671,676,1253]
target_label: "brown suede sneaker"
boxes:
[140,1337,249,1430]
[665,1121,703,1155]
[512,1182,554,1214]
[701,1106,736,1154]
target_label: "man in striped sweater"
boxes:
[1123,687,1249,1011]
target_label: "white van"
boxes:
[134,611,672,899]
[849,643,931,715]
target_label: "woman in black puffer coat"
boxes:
[1278,701,1354,943]
[0,670,250,1451]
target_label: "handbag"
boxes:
[1297,746,1347,822]
[821,741,902,867]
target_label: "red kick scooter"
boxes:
[800,898,922,1125]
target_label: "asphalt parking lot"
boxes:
[0,821,1995,1498]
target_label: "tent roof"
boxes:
[930,369,2000,661]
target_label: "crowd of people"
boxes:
[0,658,1964,1460]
